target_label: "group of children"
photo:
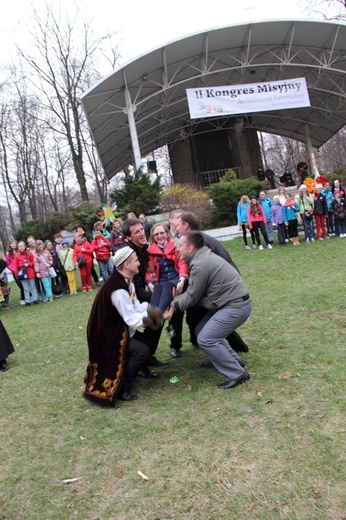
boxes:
[237,181,346,249]
[1,214,188,325]
[1,218,128,309]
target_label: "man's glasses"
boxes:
[154,231,166,237]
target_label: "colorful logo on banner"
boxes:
[186,78,311,119]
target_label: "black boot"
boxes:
[226,331,249,353]
[118,384,138,401]
[0,360,9,372]
[138,366,159,378]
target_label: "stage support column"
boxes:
[124,77,142,171]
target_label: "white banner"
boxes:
[186,77,310,119]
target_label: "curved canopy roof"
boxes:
[81,19,346,180]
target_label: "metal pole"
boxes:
[123,81,142,171]
[305,124,317,177]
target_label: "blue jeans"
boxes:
[265,221,274,244]
[195,301,252,381]
[277,223,286,244]
[22,278,38,303]
[336,219,346,235]
[151,281,177,313]
[326,211,334,234]
[302,214,314,240]
[98,258,114,281]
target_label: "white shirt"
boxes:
[111,280,148,337]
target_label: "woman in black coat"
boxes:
[0,256,14,371]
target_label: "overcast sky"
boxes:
[0,0,312,71]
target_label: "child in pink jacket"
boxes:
[247,195,272,250]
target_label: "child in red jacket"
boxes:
[91,227,114,281]
[14,241,38,305]
[146,224,188,313]
[73,233,94,292]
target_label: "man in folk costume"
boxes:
[84,246,163,406]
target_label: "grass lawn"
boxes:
[0,237,345,519]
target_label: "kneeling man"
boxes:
[84,246,163,406]
[167,231,251,389]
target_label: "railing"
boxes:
[199,166,244,187]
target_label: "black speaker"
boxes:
[147,160,157,173]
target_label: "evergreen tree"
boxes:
[110,169,161,216]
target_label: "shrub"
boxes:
[14,212,71,242]
[208,178,266,227]
[160,184,212,229]
[325,169,346,188]
[219,168,237,183]
[66,201,102,232]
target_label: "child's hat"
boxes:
[61,239,70,246]
[250,195,257,200]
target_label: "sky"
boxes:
[0,0,311,72]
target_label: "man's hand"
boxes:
[143,305,164,330]
[163,307,174,321]
[175,279,185,295]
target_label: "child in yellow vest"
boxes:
[59,240,77,294]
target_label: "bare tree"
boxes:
[260,133,306,178]
[0,93,40,222]
[318,128,346,172]
[82,129,108,202]
[16,2,119,202]
[305,0,346,20]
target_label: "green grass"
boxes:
[0,237,345,519]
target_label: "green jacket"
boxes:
[59,248,75,271]
[295,193,314,214]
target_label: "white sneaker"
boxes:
[245,245,251,250]
[311,238,315,242]
[20,300,26,306]
[252,244,257,249]
[267,244,273,249]
[259,245,264,250]
[306,238,310,243]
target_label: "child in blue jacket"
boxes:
[283,193,301,245]
[237,193,256,250]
